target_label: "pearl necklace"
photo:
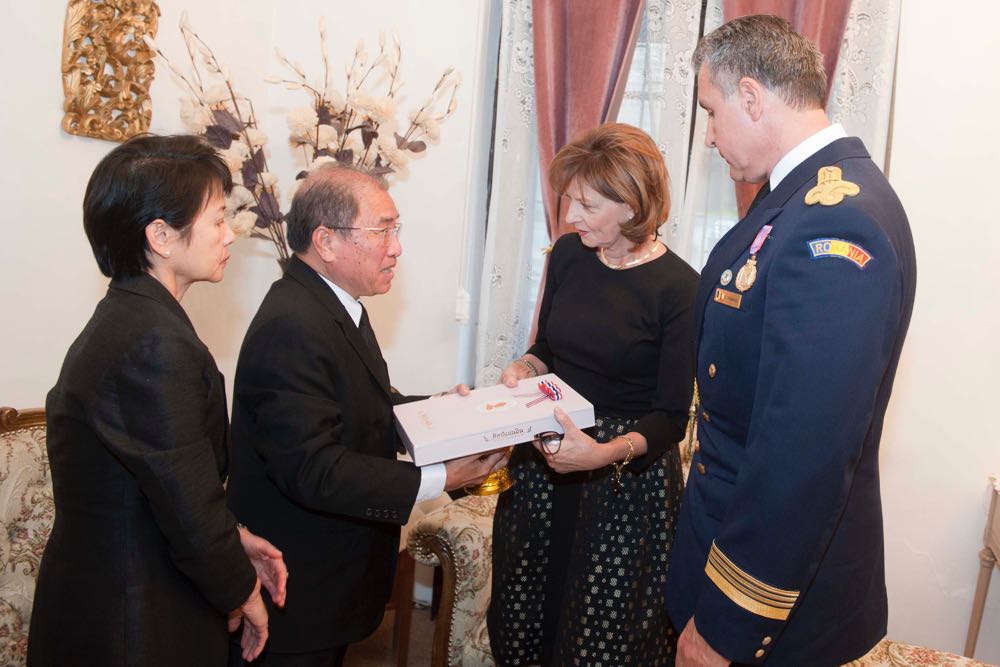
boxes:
[599,241,662,270]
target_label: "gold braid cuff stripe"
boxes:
[704,542,798,621]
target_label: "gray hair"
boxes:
[693,14,826,110]
[286,162,386,253]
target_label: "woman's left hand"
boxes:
[533,407,616,474]
[235,579,269,662]
[239,526,288,608]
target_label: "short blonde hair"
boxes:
[549,123,670,247]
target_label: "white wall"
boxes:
[1,2,128,408]
[3,1,999,662]
[882,2,1000,662]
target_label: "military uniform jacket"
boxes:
[227,256,423,653]
[665,137,916,665]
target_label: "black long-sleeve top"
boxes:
[527,232,698,471]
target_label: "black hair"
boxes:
[83,134,233,278]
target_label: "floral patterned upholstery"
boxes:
[0,412,53,667]
[850,639,992,666]
[408,494,497,667]
[407,494,991,667]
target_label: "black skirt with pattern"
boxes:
[488,414,683,667]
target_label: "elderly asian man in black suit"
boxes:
[228,164,507,666]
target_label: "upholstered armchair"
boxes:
[407,494,498,667]
[0,407,53,667]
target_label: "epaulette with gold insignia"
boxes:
[805,166,860,206]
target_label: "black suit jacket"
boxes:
[29,274,256,666]
[228,256,422,652]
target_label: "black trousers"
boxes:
[230,642,348,667]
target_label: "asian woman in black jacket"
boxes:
[28,135,287,666]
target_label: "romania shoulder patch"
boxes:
[807,238,873,269]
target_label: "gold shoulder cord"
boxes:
[683,379,700,464]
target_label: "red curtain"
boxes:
[533,0,645,240]
[722,0,851,216]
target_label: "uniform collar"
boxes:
[770,123,847,191]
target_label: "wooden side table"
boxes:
[964,476,1000,658]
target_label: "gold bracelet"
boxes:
[514,357,539,377]
[611,435,635,494]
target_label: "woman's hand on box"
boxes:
[500,354,548,388]
[534,407,613,473]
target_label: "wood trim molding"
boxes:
[0,407,46,433]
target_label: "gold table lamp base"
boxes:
[465,466,515,496]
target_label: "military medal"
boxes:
[735,259,756,292]
[735,224,772,292]
[804,166,860,206]
[720,269,733,286]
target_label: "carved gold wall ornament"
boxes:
[61,0,161,142]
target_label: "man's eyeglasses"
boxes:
[328,222,402,247]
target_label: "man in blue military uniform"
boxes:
[666,15,916,667]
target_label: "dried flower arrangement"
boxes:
[145,13,460,264]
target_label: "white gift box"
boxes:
[393,373,596,465]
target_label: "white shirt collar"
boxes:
[770,123,847,190]
[318,273,363,327]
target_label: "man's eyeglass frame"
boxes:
[327,222,402,246]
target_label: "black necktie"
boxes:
[746,182,771,216]
[358,305,389,385]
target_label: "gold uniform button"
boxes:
[708,363,717,378]
[762,637,772,646]
[702,411,710,423]
[755,649,765,658]
[696,463,706,475]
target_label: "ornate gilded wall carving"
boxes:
[61,0,160,142]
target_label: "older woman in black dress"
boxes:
[489,123,697,666]
[28,135,287,665]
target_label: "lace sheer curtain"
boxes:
[473,0,540,387]
[618,0,722,258]
[828,0,901,171]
